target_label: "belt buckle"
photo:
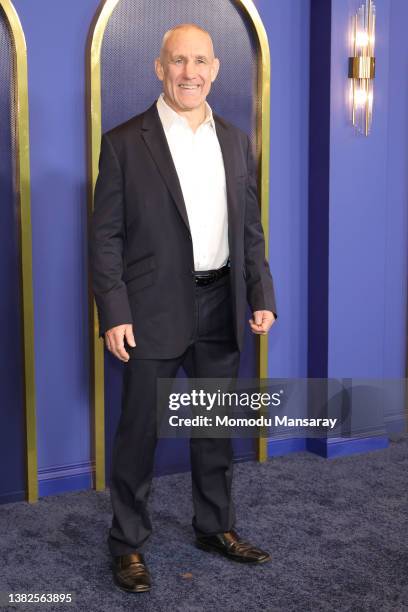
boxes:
[195,272,214,286]
[202,275,214,286]
[194,264,229,286]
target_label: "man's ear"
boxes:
[211,57,220,82]
[155,57,164,81]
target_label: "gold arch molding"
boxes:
[87,0,272,490]
[0,0,38,502]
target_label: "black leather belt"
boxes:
[194,262,230,286]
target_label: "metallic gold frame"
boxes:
[0,0,38,502]
[87,0,272,490]
[238,0,271,462]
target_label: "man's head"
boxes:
[155,24,220,115]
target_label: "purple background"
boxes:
[1,0,406,501]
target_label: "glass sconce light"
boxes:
[349,0,376,136]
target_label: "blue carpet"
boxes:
[1,436,407,611]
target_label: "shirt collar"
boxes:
[156,93,215,132]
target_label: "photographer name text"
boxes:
[168,415,338,429]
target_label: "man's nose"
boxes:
[183,60,196,79]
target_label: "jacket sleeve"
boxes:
[244,135,278,318]
[89,134,133,336]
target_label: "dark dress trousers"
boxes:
[90,102,277,555]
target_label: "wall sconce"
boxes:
[349,0,376,136]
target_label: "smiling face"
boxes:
[155,25,220,116]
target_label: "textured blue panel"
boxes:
[101,0,258,141]
[0,8,25,503]
[100,0,259,479]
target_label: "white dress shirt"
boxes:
[156,93,229,272]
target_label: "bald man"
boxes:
[90,24,277,593]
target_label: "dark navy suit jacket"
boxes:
[90,102,277,358]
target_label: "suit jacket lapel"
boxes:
[141,104,191,233]
[214,115,239,250]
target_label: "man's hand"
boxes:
[249,310,276,335]
[105,324,136,362]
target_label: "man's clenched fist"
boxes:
[248,310,276,335]
[105,324,136,362]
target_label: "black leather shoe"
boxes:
[196,529,271,563]
[113,553,151,592]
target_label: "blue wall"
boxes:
[328,0,393,378]
[12,0,100,494]
[257,0,310,380]
[308,0,407,452]
[328,0,407,435]
[384,0,408,383]
[7,0,312,499]
[1,0,406,502]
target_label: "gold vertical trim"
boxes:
[87,0,120,492]
[238,0,271,462]
[0,0,38,502]
[87,0,272,482]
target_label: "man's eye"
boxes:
[174,59,183,64]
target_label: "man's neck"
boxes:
[163,95,207,133]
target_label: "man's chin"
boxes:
[176,99,206,112]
